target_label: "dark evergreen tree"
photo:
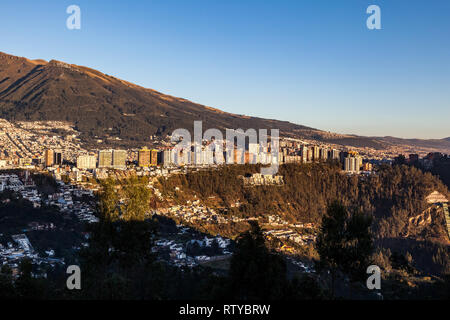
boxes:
[229,222,287,299]
[316,201,373,297]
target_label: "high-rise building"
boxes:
[138,147,151,167]
[278,153,285,164]
[355,156,363,172]
[331,149,340,160]
[344,157,354,172]
[173,149,181,166]
[98,150,113,168]
[344,156,361,173]
[175,149,190,166]
[307,148,313,162]
[313,146,320,161]
[162,149,173,167]
[363,162,373,171]
[246,143,258,164]
[340,151,349,164]
[248,143,259,164]
[234,147,244,164]
[150,149,158,166]
[44,149,54,167]
[320,148,328,160]
[301,146,308,163]
[409,154,419,165]
[77,155,97,170]
[112,150,127,169]
[205,149,214,165]
[192,143,202,166]
[54,151,63,166]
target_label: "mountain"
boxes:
[0,51,448,152]
[377,136,450,153]
[0,52,318,146]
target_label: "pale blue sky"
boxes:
[0,0,449,139]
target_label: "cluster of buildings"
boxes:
[262,215,316,249]
[280,142,374,174]
[0,172,95,277]
[157,141,375,175]
[0,233,64,279]
[1,118,448,177]
[342,151,373,173]
[242,173,284,186]
[44,181,98,223]
[0,117,413,181]
[157,201,229,225]
[264,229,316,246]
[153,197,319,256]
[153,225,232,268]
[41,140,375,178]
[0,171,97,223]
[0,119,86,168]
[0,173,27,192]
[1,172,41,207]
[396,152,450,170]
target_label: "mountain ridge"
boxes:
[0,51,319,145]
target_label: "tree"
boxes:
[316,201,373,298]
[229,222,287,299]
[210,238,221,255]
[98,177,120,221]
[14,258,47,299]
[394,155,407,166]
[0,265,16,299]
[120,176,152,221]
[76,176,158,299]
[285,274,324,300]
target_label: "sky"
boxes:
[0,0,449,139]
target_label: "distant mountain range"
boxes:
[0,51,449,152]
[377,136,450,152]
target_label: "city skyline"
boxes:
[1,1,449,139]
